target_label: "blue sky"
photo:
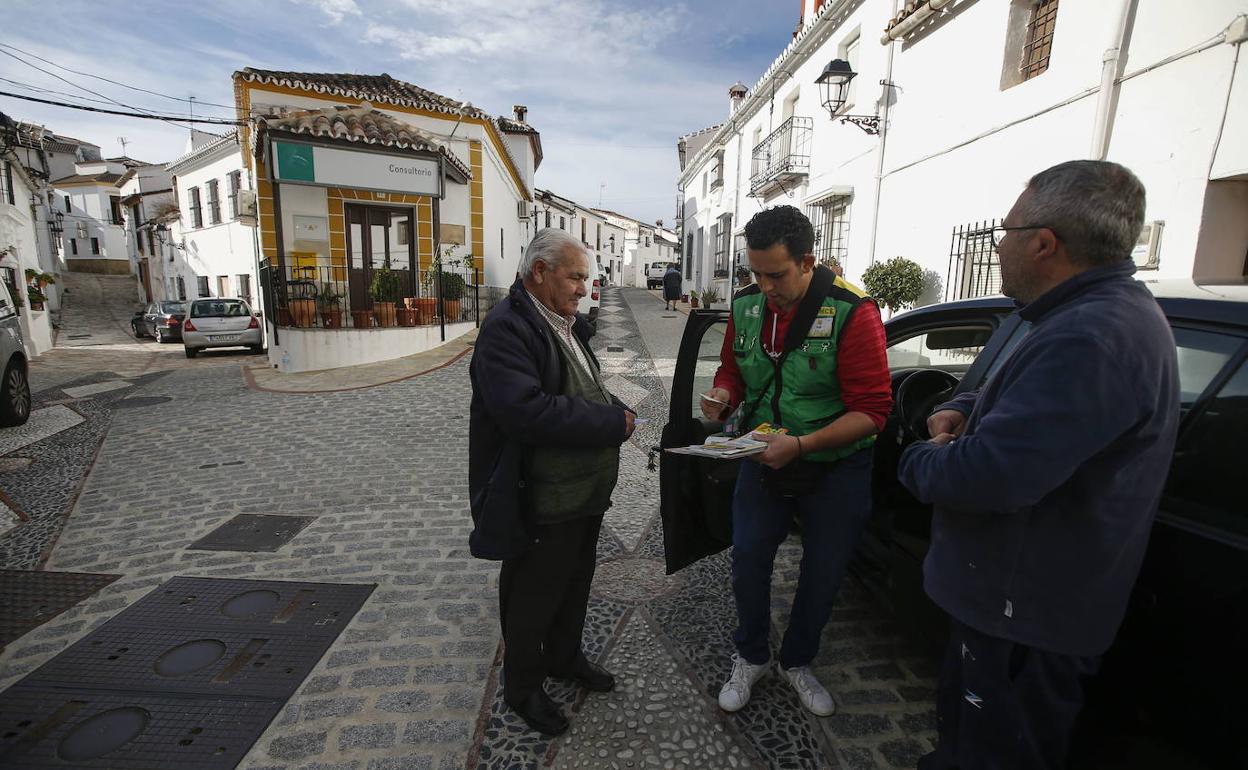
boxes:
[1,0,798,224]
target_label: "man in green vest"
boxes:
[701,205,893,716]
[469,228,637,736]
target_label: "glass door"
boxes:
[345,204,417,311]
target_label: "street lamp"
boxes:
[816,59,882,135]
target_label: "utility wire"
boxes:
[0,90,243,126]
[0,43,235,110]
[0,77,218,119]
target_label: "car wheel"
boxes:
[132,322,143,339]
[184,347,198,359]
[154,328,164,344]
[0,359,31,427]
[248,344,263,354]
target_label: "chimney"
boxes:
[513,105,528,123]
[728,82,749,116]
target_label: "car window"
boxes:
[0,281,14,320]
[886,325,994,375]
[191,299,249,318]
[691,318,729,420]
[1164,352,1248,537]
[161,302,186,314]
[146,303,157,314]
[1172,328,1242,412]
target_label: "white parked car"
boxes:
[0,280,30,427]
[646,262,677,289]
[182,298,263,358]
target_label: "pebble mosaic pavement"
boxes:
[0,287,939,769]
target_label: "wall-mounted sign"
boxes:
[440,224,466,246]
[271,140,442,197]
[292,215,328,241]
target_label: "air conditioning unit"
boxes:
[237,190,258,227]
[517,200,531,220]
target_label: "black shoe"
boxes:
[505,689,569,736]
[553,659,616,692]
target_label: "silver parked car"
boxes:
[182,298,263,358]
[0,280,30,427]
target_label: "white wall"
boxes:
[172,150,259,304]
[0,162,54,355]
[268,320,475,373]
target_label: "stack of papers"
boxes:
[666,434,770,459]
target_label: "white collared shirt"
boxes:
[527,290,594,378]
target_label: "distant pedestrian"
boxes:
[662,263,682,310]
[468,228,637,737]
[899,160,1180,770]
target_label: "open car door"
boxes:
[658,308,735,574]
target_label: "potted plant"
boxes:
[288,266,318,327]
[862,256,925,318]
[700,285,722,309]
[370,263,401,327]
[28,286,47,311]
[317,282,343,328]
[439,270,466,321]
[689,290,700,309]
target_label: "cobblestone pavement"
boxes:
[0,286,938,769]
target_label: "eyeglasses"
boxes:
[990,225,1059,249]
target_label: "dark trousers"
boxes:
[919,618,1101,770]
[730,449,873,669]
[498,514,603,702]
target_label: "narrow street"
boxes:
[1,286,937,770]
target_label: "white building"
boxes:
[678,0,1248,305]
[160,132,259,309]
[532,190,625,283]
[235,69,539,372]
[116,158,174,303]
[593,209,680,288]
[50,156,151,276]
[0,115,54,354]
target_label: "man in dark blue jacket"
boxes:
[899,160,1179,770]
[469,228,636,737]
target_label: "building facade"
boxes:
[0,116,54,355]
[678,0,1248,306]
[234,69,538,372]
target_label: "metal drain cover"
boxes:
[0,570,120,647]
[114,397,172,409]
[186,514,314,552]
[607,346,625,352]
[0,686,282,769]
[0,577,374,769]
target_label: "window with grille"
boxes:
[713,214,732,276]
[228,171,242,219]
[947,220,1002,301]
[1022,0,1058,81]
[197,275,210,297]
[806,194,851,271]
[1,161,13,206]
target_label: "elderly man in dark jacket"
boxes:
[468,228,636,736]
[900,160,1179,770]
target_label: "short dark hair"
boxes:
[1021,160,1146,266]
[744,205,814,263]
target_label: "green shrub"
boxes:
[862,256,924,315]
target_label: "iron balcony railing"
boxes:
[749,116,813,196]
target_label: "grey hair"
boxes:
[1019,160,1146,266]
[520,228,587,277]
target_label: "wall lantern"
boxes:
[816,59,882,135]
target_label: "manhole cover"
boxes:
[0,577,374,768]
[607,346,625,352]
[662,314,678,318]
[0,686,282,769]
[186,514,314,553]
[117,577,374,636]
[114,397,172,409]
[0,570,120,647]
[591,558,681,605]
[66,334,92,339]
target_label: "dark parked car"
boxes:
[132,301,187,343]
[660,278,1248,769]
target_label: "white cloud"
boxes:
[293,0,362,24]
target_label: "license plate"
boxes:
[209,335,239,342]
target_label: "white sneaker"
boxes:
[783,665,836,716]
[718,654,770,712]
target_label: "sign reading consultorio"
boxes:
[271,140,442,197]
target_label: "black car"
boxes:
[132,301,187,343]
[660,279,1248,769]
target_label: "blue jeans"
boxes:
[731,448,873,668]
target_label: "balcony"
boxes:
[749,116,812,198]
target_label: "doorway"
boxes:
[344,204,417,310]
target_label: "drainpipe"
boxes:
[730,118,744,300]
[879,0,955,45]
[867,0,901,269]
[1090,0,1136,159]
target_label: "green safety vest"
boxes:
[730,278,877,463]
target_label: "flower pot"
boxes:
[320,309,343,329]
[278,306,294,326]
[375,301,397,327]
[690,297,700,308]
[681,294,688,303]
[397,308,417,327]
[442,299,461,321]
[289,298,317,328]
[415,297,436,325]
[30,301,45,311]
[351,309,374,328]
